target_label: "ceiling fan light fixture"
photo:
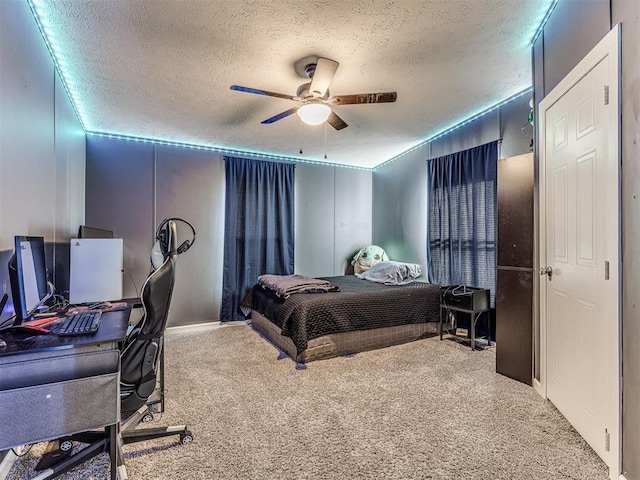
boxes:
[297,104,331,126]
[232,56,396,130]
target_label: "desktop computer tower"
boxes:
[69,239,123,305]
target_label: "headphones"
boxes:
[151,217,196,269]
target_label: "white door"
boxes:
[539,25,620,474]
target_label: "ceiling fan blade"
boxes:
[230,85,300,101]
[327,111,348,131]
[328,92,397,105]
[261,107,299,124]
[309,58,339,98]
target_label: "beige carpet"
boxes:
[8,324,609,480]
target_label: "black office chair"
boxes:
[36,219,195,479]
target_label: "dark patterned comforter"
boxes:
[243,275,441,354]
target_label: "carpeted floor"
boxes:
[7,324,609,480]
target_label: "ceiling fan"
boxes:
[230,57,397,130]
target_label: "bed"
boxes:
[243,275,445,363]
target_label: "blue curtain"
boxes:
[426,141,498,305]
[221,157,295,321]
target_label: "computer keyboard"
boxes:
[57,310,102,336]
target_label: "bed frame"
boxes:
[251,309,446,363]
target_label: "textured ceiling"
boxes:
[33,0,553,168]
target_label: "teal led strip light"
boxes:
[27,0,87,130]
[531,0,559,45]
[27,0,550,171]
[374,88,532,170]
[27,0,365,169]
[86,132,369,170]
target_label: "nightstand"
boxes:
[439,285,491,350]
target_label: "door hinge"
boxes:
[605,261,610,280]
[605,429,610,452]
[604,85,610,105]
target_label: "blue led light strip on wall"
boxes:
[531,0,559,46]
[27,0,87,131]
[27,0,551,171]
[373,88,532,171]
[86,132,370,170]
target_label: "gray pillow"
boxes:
[357,261,422,285]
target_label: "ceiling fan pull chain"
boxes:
[324,123,328,160]
[299,120,303,155]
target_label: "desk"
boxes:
[0,309,130,479]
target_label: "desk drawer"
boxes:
[0,349,119,391]
[0,371,120,450]
[0,349,120,451]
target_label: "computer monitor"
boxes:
[77,225,114,239]
[7,236,52,323]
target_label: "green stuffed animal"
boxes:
[351,245,389,275]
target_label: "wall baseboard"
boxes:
[166,320,249,335]
[533,378,545,399]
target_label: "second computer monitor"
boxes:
[77,225,114,239]
[69,238,123,305]
[8,236,51,321]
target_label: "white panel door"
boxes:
[540,26,619,474]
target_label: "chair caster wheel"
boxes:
[141,413,154,423]
[60,440,73,452]
[180,431,193,444]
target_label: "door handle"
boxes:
[539,266,553,281]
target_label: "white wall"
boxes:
[0,0,85,319]
[295,164,372,276]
